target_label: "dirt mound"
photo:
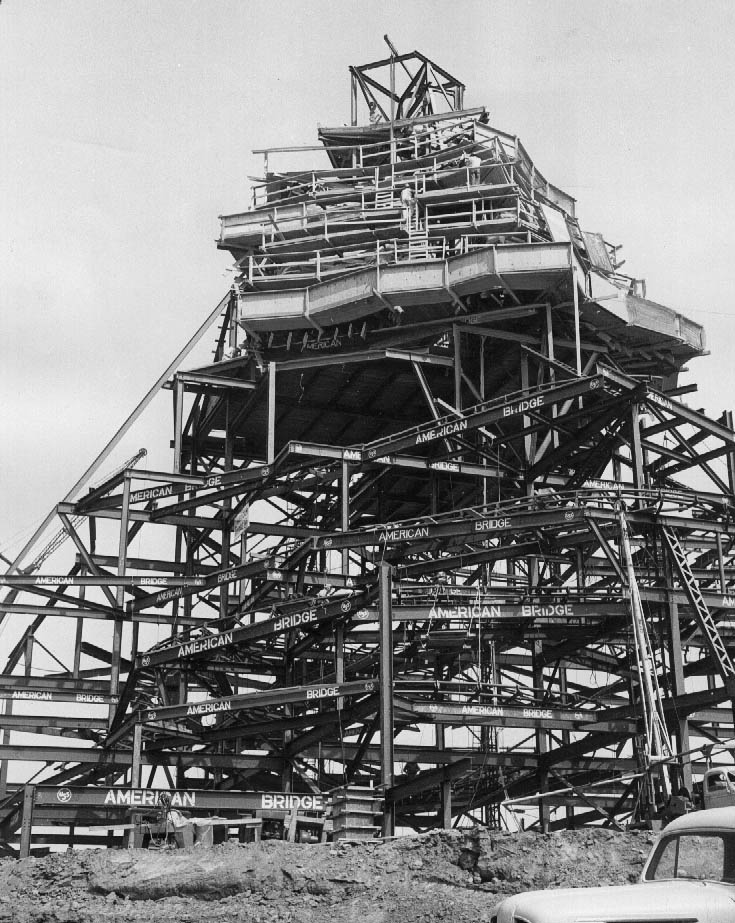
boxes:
[0,827,655,923]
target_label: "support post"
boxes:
[630,403,646,495]
[110,473,131,725]
[173,377,184,474]
[379,562,395,837]
[19,784,36,859]
[220,397,234,619]
[131,719,143,789]
[0,699,10,799]
[726,410,735,497]
[545,302,559,448]
[532,640,550,832]
[664,554,692,792]
[440,779,452,830]
[267,361,276,464]
[572,266,582,376]
[336,460,350,709]
[453,325,462,412]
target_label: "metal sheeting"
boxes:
[582,232,614,273]
[540,204,571,243]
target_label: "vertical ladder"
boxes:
[619,512,673,774]
[374,189,394,210]
[661,525,735,690]
[407,223,429,260]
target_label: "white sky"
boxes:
[2,0,735,554]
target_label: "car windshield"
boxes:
[646,832,735,883]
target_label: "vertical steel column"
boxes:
[388,44,396,164]
[532,640,550,832]
[379,562,395,837]
[545,303,559,448]
[520,352,533,469]
[630,404,646,494]
[559,665,574,828]
[110,473,131,725]
[717,532,728,594]
[335,461,349,709]
[267,361,277,464]
[131,720,143,788]
[664,553,692,792]
[572,266,582,376]
[19,784,36,859]
[173,377,184,474]
[127,719,144,848]
[453,325,462,411]
[725,411,735,497]
[73,575,85,677]
[440,779,452,830]
[220,396,234,620]
[350,71,358,127]
[0,700,11,798]
[24,632,33,675]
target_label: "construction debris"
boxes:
[0,826,655,922]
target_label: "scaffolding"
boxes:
[3,46,735,854]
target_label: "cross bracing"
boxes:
[1,48,734,850]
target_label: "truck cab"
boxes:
[703,767,735,810]
[491,806,735,922]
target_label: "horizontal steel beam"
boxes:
[140,679,377,723]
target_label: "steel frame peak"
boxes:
[2,47,735,853]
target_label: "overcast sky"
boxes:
[2,0,735,556]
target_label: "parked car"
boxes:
[491,806,735,922]
[702,767,735,810]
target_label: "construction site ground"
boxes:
[0,826,655,922]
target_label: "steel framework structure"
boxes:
[3,48,735,852]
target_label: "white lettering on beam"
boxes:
[415,419,468,445]
[178,631,234,658]
[186,700,233,716]
[377,526,430,543]
[103,790,196,808]
[306,686,339,700]
[429,604,501,619]
[273,609,317,632]
[474,518,510,532]
[521,604,573,618]
[261,793,324,811]
[502,396,544,418]
[130,485,174,503]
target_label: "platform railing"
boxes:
[238,228,545,289]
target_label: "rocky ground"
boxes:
[0,826,656,923]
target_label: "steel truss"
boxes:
[2,49,735,850]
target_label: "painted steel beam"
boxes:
[0,745,281,771]
[139,679,377,723]
[644,388,735,447]
[135,585,378,668]
[0,574,205,588]
[409,700,633,733]
[30,785,324,813]
[314,504,586,552]
[361,372,621,460]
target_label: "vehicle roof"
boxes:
[665,805,735,834]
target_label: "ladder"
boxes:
[407,224,430,260]
[618,511,672,783]
[661,525,735,690]
[374,189,395,210]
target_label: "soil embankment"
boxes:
[0,827,655,922]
